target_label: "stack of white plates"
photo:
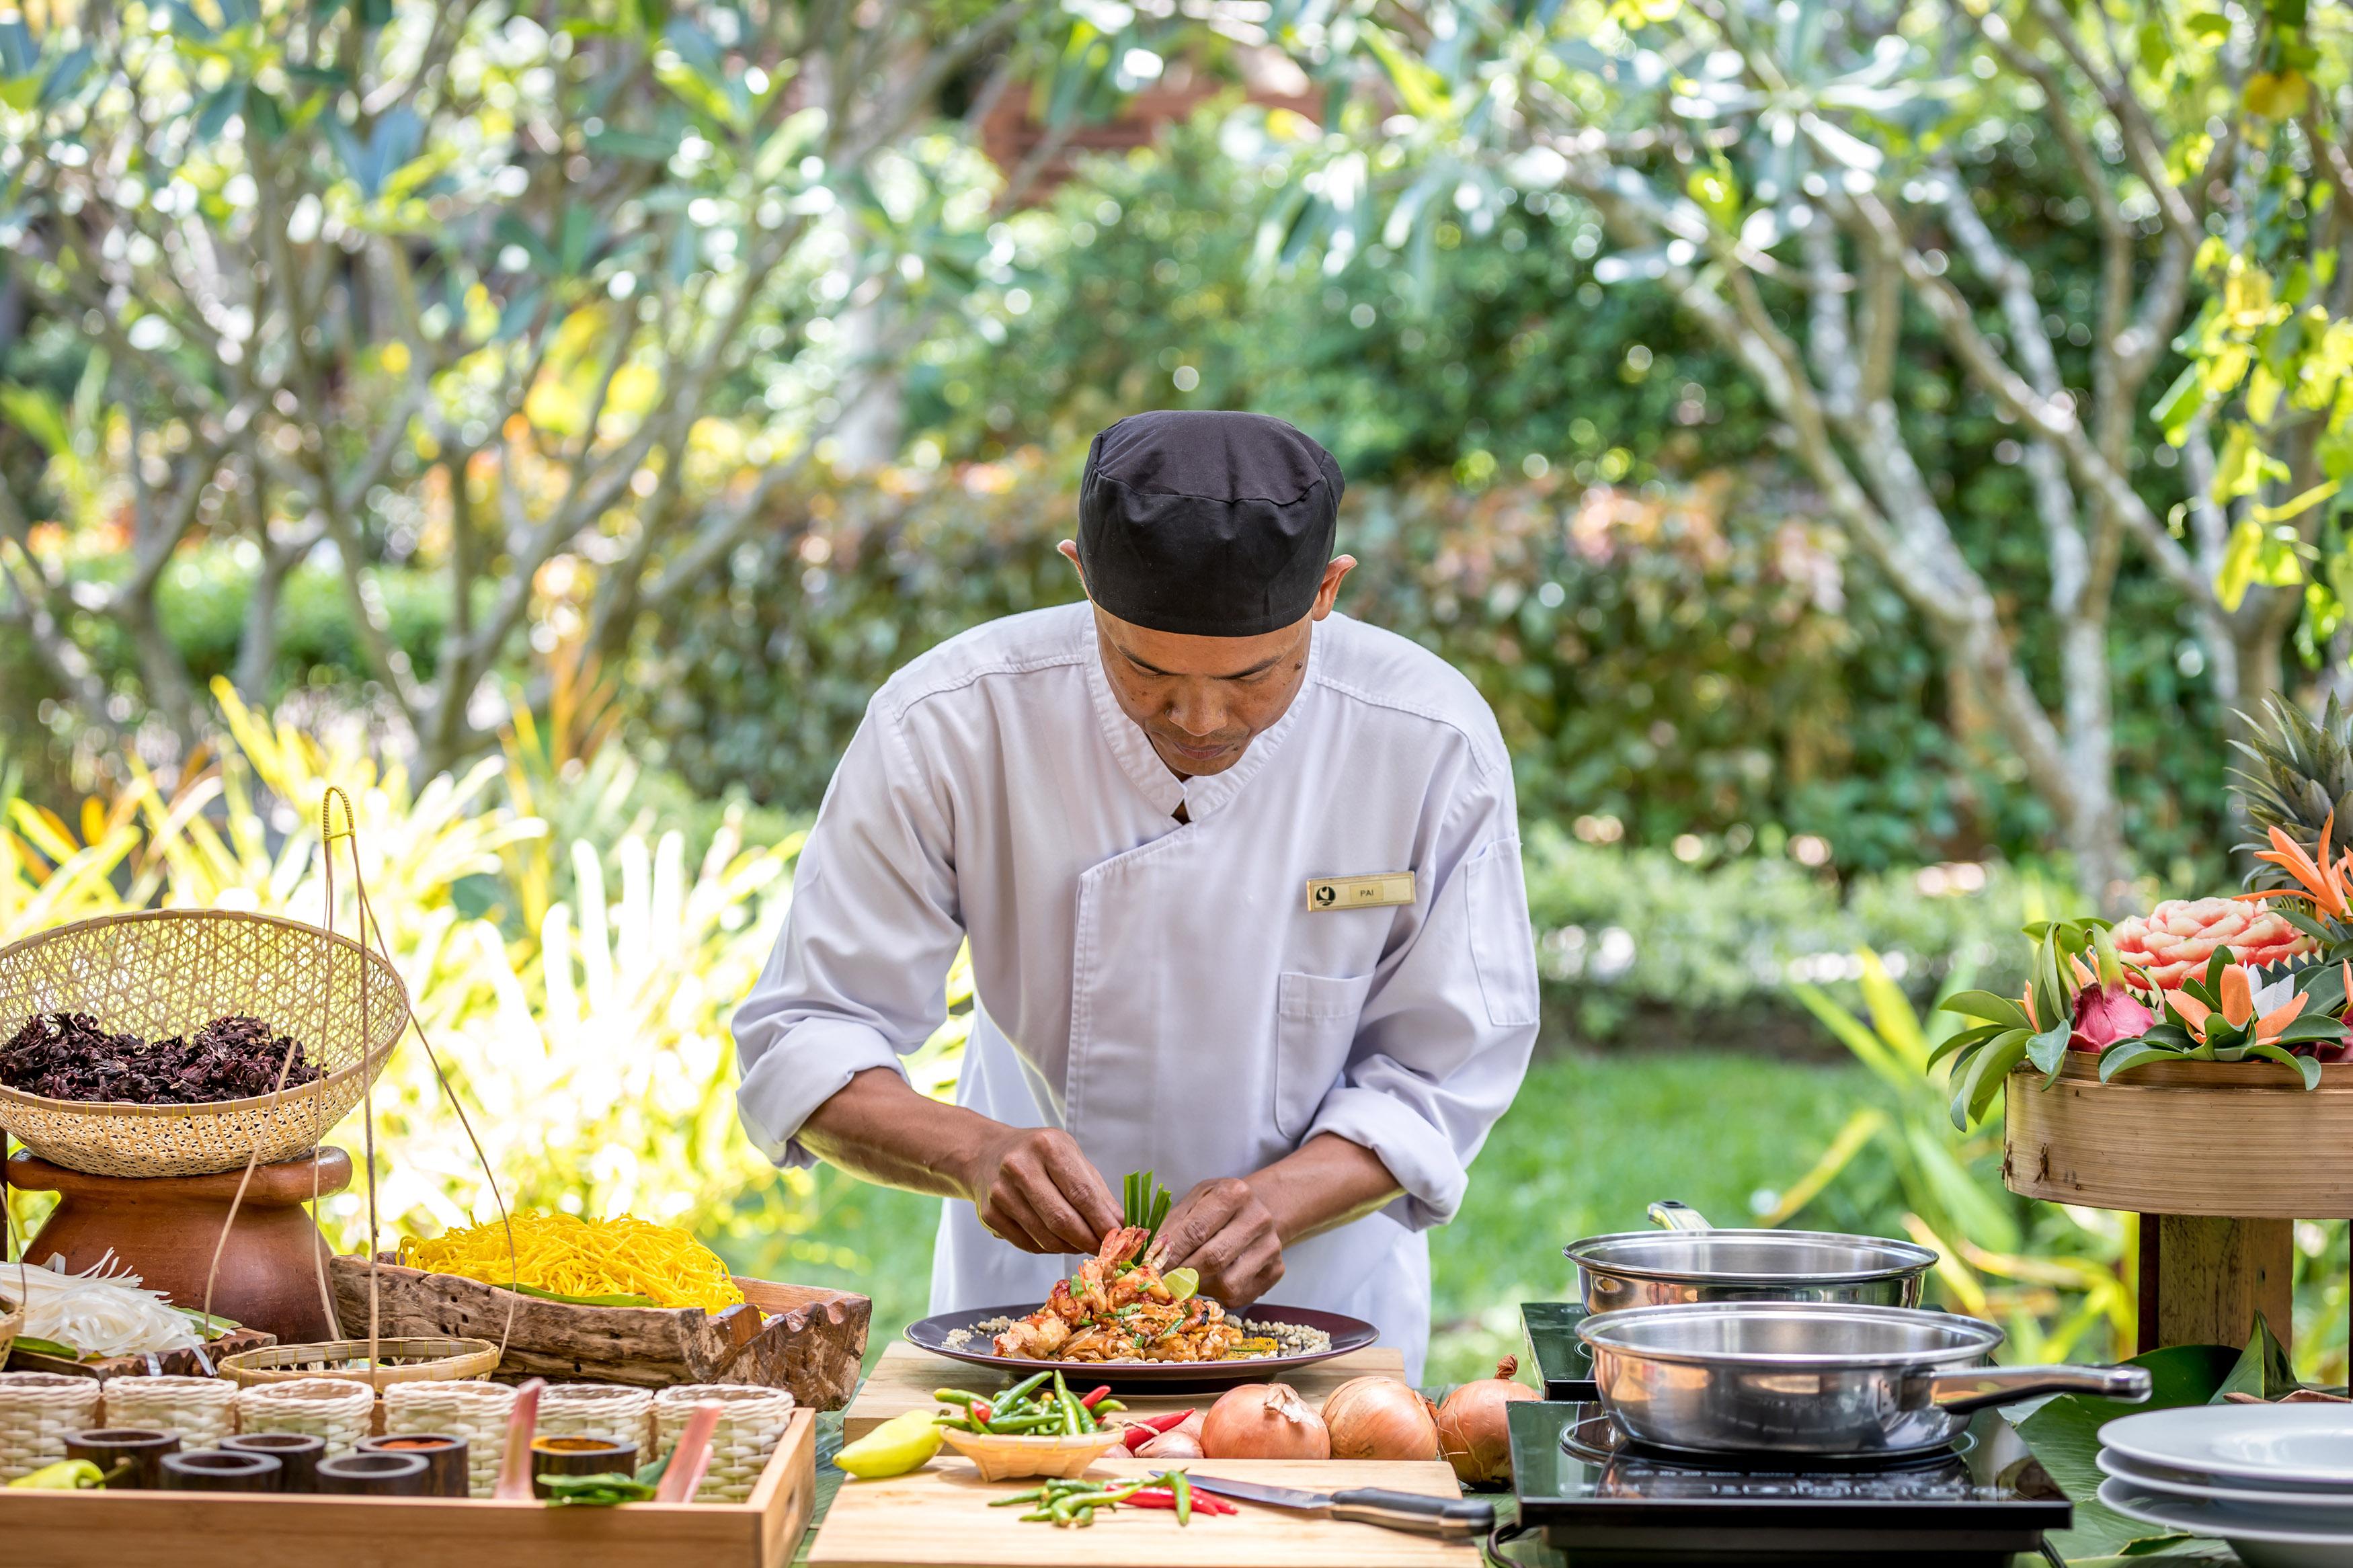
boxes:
[2100,1405,2353,1567]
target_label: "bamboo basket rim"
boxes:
[2011,1053,2353,1087]
[216,1337,500,1390]
[0,908,407,1119]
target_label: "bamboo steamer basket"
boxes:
[97,1374,239,1448]
[653,1384,795,1503]
[538,1382,655,1451]
[231,1376,376,1456]
[383,1378,516,1496]
[2003,1056,2353,1217]
[0,910,409,1178]
[0,1371,102,1480]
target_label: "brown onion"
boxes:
[1322,1375,1440,1461]
[1436,1356,1536,1484]
[1201,1382,1330,1460]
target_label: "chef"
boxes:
[732,410,1537,1378]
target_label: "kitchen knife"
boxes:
[1175,1474,1497,1538]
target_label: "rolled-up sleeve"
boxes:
[732,699,964,1169]
[1303,766,1538,1231]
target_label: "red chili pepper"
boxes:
[1079,1385,1112,1409]
[971,1401,992,1425]
[1119,1407,1197,1452]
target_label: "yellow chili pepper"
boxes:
[8,1459,105,1490]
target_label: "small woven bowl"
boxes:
[937,1427,1126,1481]
[98,1376,239,1449]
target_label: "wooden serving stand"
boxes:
[2003,1055,2353,1351]
[0,1406,815,1568]
[332,1255,871,1409]
[6,1145,351,1344]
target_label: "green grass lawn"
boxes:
[721,1048,1878,1385]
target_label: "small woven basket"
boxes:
[0,910,408,1178]
[97,1375,239,1449]
[384,1379,516,1497]
[0,1370,103,1480]
[233,1376,376,1456]
[539,1383,654,1451]
[216,1336,498,1391]
[653,1384,795,1503]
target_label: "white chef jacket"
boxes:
[732,602,1538,1380]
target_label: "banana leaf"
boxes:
[510,1283,661,1308]
[10,1335,83,1360]
[2013,1322,2297,1563]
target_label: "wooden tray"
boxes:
[809,1454,1478,1567]
[5,1326,276,1380]
[2003,1057,2353,1216]
[845,1340,1408,1441]
[0,1406,814,1568]
[330,1255,870,1408]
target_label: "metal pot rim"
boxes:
[1576,1301,2005,1370]
[1563,1227,1939,1286]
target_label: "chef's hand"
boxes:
[957,1125,1123,1256]
[1156,1177,1285,1309]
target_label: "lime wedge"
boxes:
[1164,1267,1199,1301]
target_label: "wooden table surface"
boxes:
[809,1454,1479,1568]
[843,1340,1409,1441]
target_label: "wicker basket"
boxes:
[0,909,409,1178]
[538,1383,654,1451]
[653,1384,795,1503]
[233,1376,375,1456]
[383,1378,516,1497]
[97,1374,240,1448]
[0,1370,103,1480]
[215,1336,499,1391]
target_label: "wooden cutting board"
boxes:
[809,1456,1479,1568]
[845,1341,1408,1440]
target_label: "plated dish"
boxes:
[907,1302,1377,1391]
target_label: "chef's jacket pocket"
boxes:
[1274,970,1374,1141]
[1466,838,1540,1028]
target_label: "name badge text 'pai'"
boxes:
[1306,872,1416,912]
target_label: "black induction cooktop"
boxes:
[1508,1400,2071,1566]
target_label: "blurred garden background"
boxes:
[2,0,2350,1385]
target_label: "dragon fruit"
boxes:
[2108,898,2315,991]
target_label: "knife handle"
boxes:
[1327,1488,1498,1538]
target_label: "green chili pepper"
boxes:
[933,1389,980,1405]
[999,1371,1051,1406]
[1171,1469,1192,1525]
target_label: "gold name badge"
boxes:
[1306,872,1416,912]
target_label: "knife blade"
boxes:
[1176,1475,1497,1538]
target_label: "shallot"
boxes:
[1201,1382,1329,1460]
[1436,1356,1537,1484]
[1322,1375,1440,1461]
[1136,1426,1203,1460]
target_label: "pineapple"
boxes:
[2232,696,2353,889]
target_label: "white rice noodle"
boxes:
[1,1252,202,1359]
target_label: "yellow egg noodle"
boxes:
[399,1210,746,1312]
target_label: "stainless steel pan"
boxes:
[1577,1301,2152,1456]
[1566,1200,1937,1313]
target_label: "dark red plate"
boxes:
[904,1302,1380,1393]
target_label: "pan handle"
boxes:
[1927,1364,2153,1414]
[1647,1200,1713,1232]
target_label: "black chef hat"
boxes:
[1077,410,1344,637]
